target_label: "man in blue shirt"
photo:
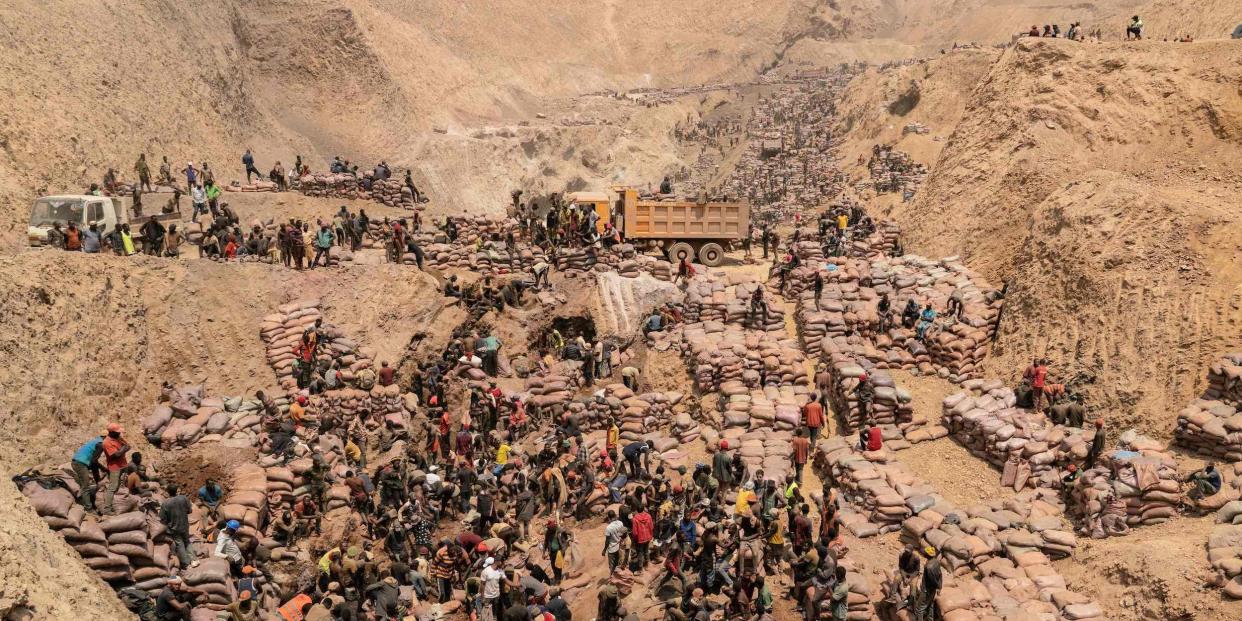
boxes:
[71,435,104,511]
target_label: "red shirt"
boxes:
[630,512,655,544]
[378,367,395,386]
[866,427,883,451]
[803,402,824,429]
[1032,366,1048,389]
[102,436,129,472]
[791,437,811,464]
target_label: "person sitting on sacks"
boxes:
[900,298,920,329]
[214,519,246,576]
[915,303,937,342]
[1185,464,1223,503]
[858,419,883,453]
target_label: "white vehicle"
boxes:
[27,194,181,246]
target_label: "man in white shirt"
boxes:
[603,510,628,572]
[479,556,505,621]
[214,519,244,572]
[190,183,207,223]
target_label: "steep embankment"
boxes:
[833,48,1000,179]
[894,38,1242,433]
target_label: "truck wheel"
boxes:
[698,243,724,267]
[667,242,694,264]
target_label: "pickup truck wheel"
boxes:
[698,243,724,267]
[667,242,694,264]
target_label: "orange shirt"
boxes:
[278,593,313,621]
[102,437,128,472]
[803,402,824,429]
[791,436,811,464]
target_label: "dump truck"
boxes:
[27,194,182,247]
[566,187,749,267]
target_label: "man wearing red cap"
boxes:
[101,423,130,514]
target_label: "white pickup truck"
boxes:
[27,194,182,247]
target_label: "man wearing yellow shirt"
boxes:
[606,418,620,462]
[735,481,757,515]
[496,441,511,465]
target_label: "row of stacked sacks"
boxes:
[142,385,266,448]
[943,383,1087,488]
[316,385,413,428]
[1204,353,1242,405]
[19,471,270,603]
[1211,485,1242,599]
[1174,397,1242,463]
[704,382,810,434]
[882,552,1103,621]
[707,428,795,484]
[683,277,786,331]
[1068,448,1189,530]
[292,173,419,209]
[520,377,686,437]
[260,299,375,391]
[224,180,280,193]
[789,255,1000,381]
[815,437,943,537]
[679,323,809,392]
[818,346,928,442]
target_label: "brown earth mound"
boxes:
[886,38,1242,433]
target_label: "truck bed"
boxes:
[623,199,748,240]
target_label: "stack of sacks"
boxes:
[942,384,1088,488]
[316,385,412,429]
[717,428,794,483]
[370,178,417,209]
[613,389,681,442]
[21,482,135,584]
[181,558,236,606]
[824,354,917,433]
[672,412,702,443]
[1174,398,1242,462]
[422,240,539,275]
[1211,483,1242,599]
[1204,353,1242,405]
[680,323,809,392]
[850,221,903,259]
[103,511,173,589]
[144,391,266,448]
[1209,522,1242,599]
[718,384,809,432]
[225,180,279,193]
[1071,451,1181,528]
[815,438,942,537]
[260,300,375,391]
[789,255,1001,382]
[217,464,269,545]
[524,374,576,409]
[726,282,786,332]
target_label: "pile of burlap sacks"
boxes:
[1068,449,1183,532]
[708,427,795,484]
[224,180,280,193]
[260,299,375,392]
[21,481,174,591]
[707,381,809,433]
[316,385,414,429]
[1204,353,1242,405]
[817,345,925,441]
[1211,475,1242,599]
[942,383,1087,489]
[881,552,1103,621]
[292,173,418,209]
[142,385,267,448]
[683,278,786,331]
[1174,355,1242,462]
[679,322,808,392]
[523,374,577,409]
[20,464,272,603]
[1175,398,1242,462]
[816,437,939,537]
[790,255,1000,382]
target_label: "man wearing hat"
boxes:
[100,423,130,515]
[480,556,505,621]
[214,520,245,575]
[365,573,401,620]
